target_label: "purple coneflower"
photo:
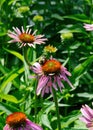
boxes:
[8,26,47,48]
[80,104,93,130]
[83,23,93,31]
[3,112,43,130]
[31,58,74,96]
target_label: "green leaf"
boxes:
[8,0,17,5]
[72,55,93,79]
[59,24,86,34]
[0,102,19,115]
[3,48,24,62]
[61,110,80,128]
[63,14,90,23]
[0,63,8,74]
[0,32,7,37]
[85,0,92,5]
[51,14,64,21]
[0,93,18,103]
[41,114,53,130]
[0,0,6,8]
[77,92,93,100]
[74,119,88,129]
[0,67,24,91]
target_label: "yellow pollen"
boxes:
[19,33,35,43]
[6,112,26,127]
[42,59,61,74]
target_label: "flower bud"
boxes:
[60,32,73,41]
[33,15,44,22]
[17,6,30,13]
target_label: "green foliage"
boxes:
[0,0,93,129]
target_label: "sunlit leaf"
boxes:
[77,92,93,100]
[0,67,24,91]
[0,0,6,8]
[0,32,7,36]
[41,114,52,130]
[72,55,93,79]
[3,48,24,62]
[0,93,18,103]
[61,110,80,128]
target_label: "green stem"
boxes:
[52,87,61,130]
[34,80,38,123]
[22,47,29,86]
[23,46,44,66]
[23,46,32,66]
[23,47,38,122]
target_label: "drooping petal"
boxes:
[87,123,93,128]
[80,105,93,129]
[26,119,43,130]
[65,76,74,89]
[36,76,49,95]
[81,107,93,120]
[61,66,71,76]
[79,116,90,124]
[52,82,58,90]
[85,105,93,118]
[32,62,42,74]
[57,76,64,88]
[3,124,9,130]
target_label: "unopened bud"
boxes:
[33,15,44,22]
[60,32,73,41]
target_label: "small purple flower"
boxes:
[83,23,93,31]
[31,58,74,96]
[80,104,93,129]
[3,112,43,130]
[8,26,47,48]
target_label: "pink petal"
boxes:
[81,107,92,121]
[79,116,90,124]
[36,76,49,95]
[26,119,43,130]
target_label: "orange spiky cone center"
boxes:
[42,59,61,74]
[6,112,26,127]
[19,33,35,43]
